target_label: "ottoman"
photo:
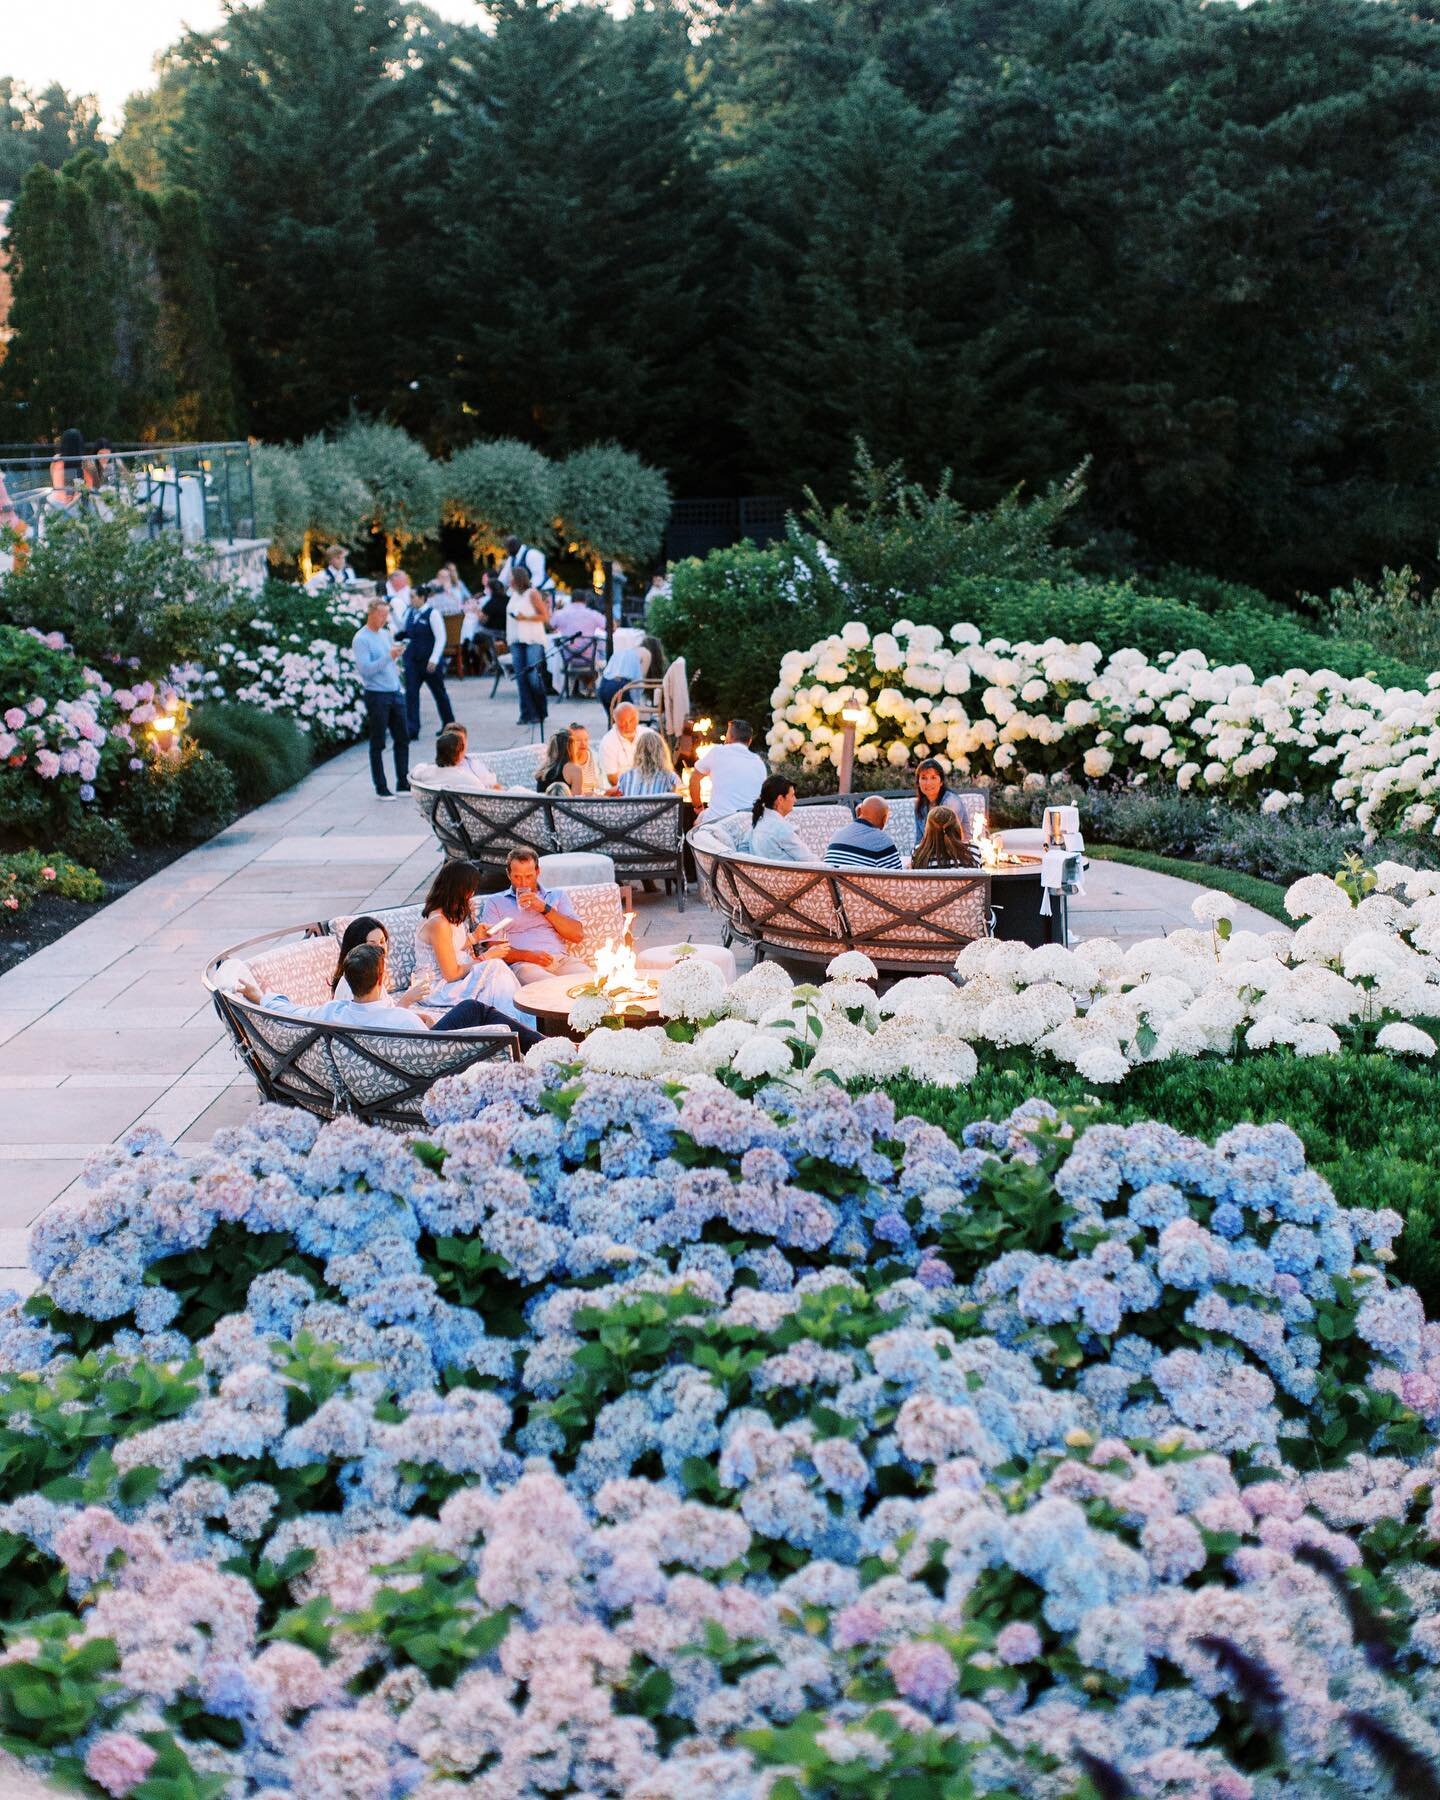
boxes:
[538,852,617,888]
[636,941,738,984]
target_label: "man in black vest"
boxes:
[395,583,456,742]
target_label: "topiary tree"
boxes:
[442,439,560,553]
[555,443,671,572]
[334,417,439,563]
[250,443,310,562]
[295,435,373,570]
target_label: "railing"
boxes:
[0,440,255,545]
[664,495,789,564]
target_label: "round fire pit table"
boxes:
[514,974,662,1040]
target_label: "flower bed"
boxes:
[551,863,1440,1095]
[3,1066,1440,1795]
[193,583,368,754]
[767,618,1440,834]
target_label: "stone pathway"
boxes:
[0,672,1277,1295]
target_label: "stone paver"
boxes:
[0,667,1266,1294]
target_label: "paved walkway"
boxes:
[0,675,1277,1295]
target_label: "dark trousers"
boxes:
[510,640,548,725]
[364,690,409,794]
[405,660,455,742]
[430,998,542,1050]
[596,676,628,716]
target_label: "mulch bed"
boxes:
[0,843,179,978]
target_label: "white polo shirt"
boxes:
[696,742,767,821]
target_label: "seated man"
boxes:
[410,725,500,792]
[480,848,592,984]
[238,941,539,1044]
[825,796,904,871]
[690,718,766,821]
[598,702,642,785]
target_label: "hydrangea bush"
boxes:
[767,618,1440,835]
[194,585,367,753]
[556,865,1440,1093]
[4,1062,1440,1796]
[0,625,188,838]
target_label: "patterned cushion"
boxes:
[483,744,546,788]
[328,1024,512,1110]
[226,999,339,1111]
[791,806,856,857]
[714,856,846,958]
[551,795,684,869]
[836,871,990,958]
[247,936,340,1007]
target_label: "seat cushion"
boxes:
[247,936,340,1007]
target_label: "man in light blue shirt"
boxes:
[352,599,410,799]
[480,849,592,984]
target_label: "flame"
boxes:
[971,814,1007,870]
[592,913,650,998]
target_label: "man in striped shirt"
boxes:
[825,796,904,871]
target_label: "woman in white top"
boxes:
[506,566,551,727]
[413,861,526,1021]
[746,775,812,863]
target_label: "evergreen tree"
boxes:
[0,163,111,439]
[0,82,105,202]
[169,0,429,439]
[154,188,236,438]
[429,0,732,485]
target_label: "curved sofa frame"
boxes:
[412,781,686,906]
[205,917,519,1132]
[689,828,993,972]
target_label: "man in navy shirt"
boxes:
[480,850,591,983]
[395,582,457,742]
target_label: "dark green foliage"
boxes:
[556,445,673,568]
[154,186,236,439]
[0,512,229,673]
[885,1051,1440,1309]
[60,812,133,873]
[119,743,237,847]
[0,79,104,200]
[188,703,312,809]
[169,0,423,441]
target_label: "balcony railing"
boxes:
[0,441,256,546]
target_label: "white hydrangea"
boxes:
[826,950,878,982]
[1191,890,1236,927]
[657,957,727,1022]
[567,992,612,1034]
[732,1035,796,1081]
[1376,1022,1437,1057]
[577,1027,665,1077]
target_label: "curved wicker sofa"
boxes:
[411,744,687,906]
[690,805,995,972]
[205,886,624,1129]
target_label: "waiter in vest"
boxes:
[395,580,456,742]
[500,534,553,595]
[306,543,357,594]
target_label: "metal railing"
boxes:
[0,441,255,545]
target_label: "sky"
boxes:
[6,0,485,128]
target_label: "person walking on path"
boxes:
[396,581,457,742]
[351,598,410,798]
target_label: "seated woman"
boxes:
[331,915,428,1004]
[746,774,812,863]
[617,729,679,796]
[536,724,609,796]
[911,804,979,869]
[913,758,969,838]
[415,860,528,1023]
[411,725,500,792]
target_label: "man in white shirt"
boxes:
[499,533,551,593]
[691,718,767,821]
[238,942,533,1040]
[598,703,642,784]
[307,544,357,595]
[410,726,500,793]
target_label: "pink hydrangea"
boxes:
[84,1731,156,1796]
[3,707,23,730]
[34,750,60,779]
[885,1640,958,1712]
[995,1621,1043,1664]
[26,696,45,717]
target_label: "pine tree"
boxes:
[429,0,732,486]
[169,0,427,440]
[154,188,236,438]
[0,163,111,439]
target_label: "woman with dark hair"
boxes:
[911,805,978,870]
[414,861,525,1019]
[913,758,967,835]
[746,774,811,863]
[333,915,417,1001]
[537,728,579,795]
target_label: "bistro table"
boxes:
[514,973,662,1040]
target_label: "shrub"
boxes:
[0,513,229,674]
[1318,562,1440,671]
[334,418,439,552]
[442,439,559,549]
[555,443,672,568]
[295,434,373,547]
[118,743,235,845]
[188,701,312,809]
[201,580,367,752]
[251,442,310,559]
[0,850,103,919]
[650,544,831,726]
[60,812,132,872]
